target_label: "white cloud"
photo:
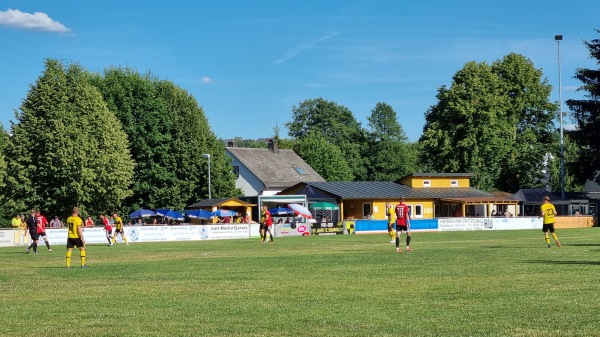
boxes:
[0,9,70,33]
[201,76,213,84]
[275,32,340,65]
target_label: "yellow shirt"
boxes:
[114,216,123,230]
[67,216,83,239]
[11,217,22,229]
[387,206,395,225]
[541,203,556,224]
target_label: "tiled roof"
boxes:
[227,147,325,188]
[300,182,491,200]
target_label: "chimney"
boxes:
[267,138,279,154]
[227,140,237,148]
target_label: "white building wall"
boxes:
[227,152,264,196]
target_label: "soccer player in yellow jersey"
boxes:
[540,196,561,248]
[112,213,129,245]
[386,203,396,244]
[66,207,87,268]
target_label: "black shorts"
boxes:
[542,223,556,233]
[67,238,84,249]
[114,228,123,234]
[29,230,40,241]
[396,225,409,232]
[388,223,394,230]
[38,231,47,237]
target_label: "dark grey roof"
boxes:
[227,147,325,188]
[584,181,600,192]
[512,188,570,205]
[187,198,256,209]
[298,182,491,200]
[398,172,475,181]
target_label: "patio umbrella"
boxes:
[310,202,339,210]
[212,209,238,217]
[164,210,184,221]
[269,207,296,216]
[155,209,171,217]
[129,209,156,219]
[288,203,312,219]
[185,210,214,219]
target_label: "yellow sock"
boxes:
[545,234,550,245]
[66,250,73,267]
[392,230,396,240]
[123,236,128,243]
[112,237,116,243]
[552,233,559,242]
[80,250,86,267]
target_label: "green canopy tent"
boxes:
[310,202,339,222]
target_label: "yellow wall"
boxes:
[341,199,435,220]
[399,176,471,188]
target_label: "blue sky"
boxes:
[1,1,598,142]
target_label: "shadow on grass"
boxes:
[482,246,533,249]
[525,259,600,266]
[564,243,600,247]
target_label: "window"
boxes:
[293,166,307,175]
[232,166,239,178]
[414,204,423,218]
[423,180,431,187]
[450,180,459,187]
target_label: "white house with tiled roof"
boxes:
[225,139,325,196]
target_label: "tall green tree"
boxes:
[491,53,558,191]
[286,98,366,180]
[91,67,239,211]
[365,102,416,181]
[566,30,600,183]
[293,132,353,181]
[419,54,557,192]
[4,59,134,218]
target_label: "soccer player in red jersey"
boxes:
[35,209,52,252]
[394,198,412,253]
[260,206,274,243]
[100,214,113,246]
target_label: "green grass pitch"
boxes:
[1,228,600,336]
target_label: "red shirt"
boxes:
[395,203,410,226]
[36,215,48,233]
[102,217,112,231]
[265,210,273,226]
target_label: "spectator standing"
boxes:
[50,216,62,228]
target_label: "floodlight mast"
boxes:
[555,34,565,203]
[203,153,211,200]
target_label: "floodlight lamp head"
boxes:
[555,35,563,41]
[203,153,210,159]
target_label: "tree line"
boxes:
[1,31,599,225]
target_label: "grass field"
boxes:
[1,228,600,337]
